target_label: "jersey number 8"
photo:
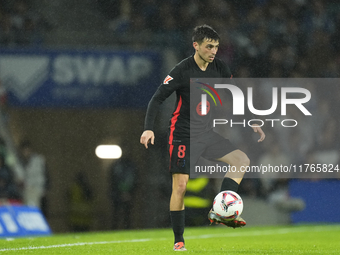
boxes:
[178,145,186,158]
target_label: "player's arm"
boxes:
[140,130,155,149]
[251,124,265,142]
[141,71,182,149]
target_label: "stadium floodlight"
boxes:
[95,145,122,159]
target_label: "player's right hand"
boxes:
[140,130,155,149]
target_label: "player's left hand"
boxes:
[251,124,265,142]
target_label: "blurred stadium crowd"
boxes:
[98,0,340,77]
[0,0,50,46]
[0,0,339,226]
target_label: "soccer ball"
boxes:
[212,190,243,220]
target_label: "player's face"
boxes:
[194,39,219,63]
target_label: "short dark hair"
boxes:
[192,24,220,44]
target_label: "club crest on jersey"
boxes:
[163,75,173,84]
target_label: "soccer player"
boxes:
[140,25,265,251]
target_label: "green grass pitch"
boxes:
[0,225,339,254]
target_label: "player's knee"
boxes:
[173,181,187,197]
[235,151,250,167]
[242,154,250,167]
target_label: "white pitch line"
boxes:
[185,225,340,240]
[0,225,339,252]
[0,238,152,252]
